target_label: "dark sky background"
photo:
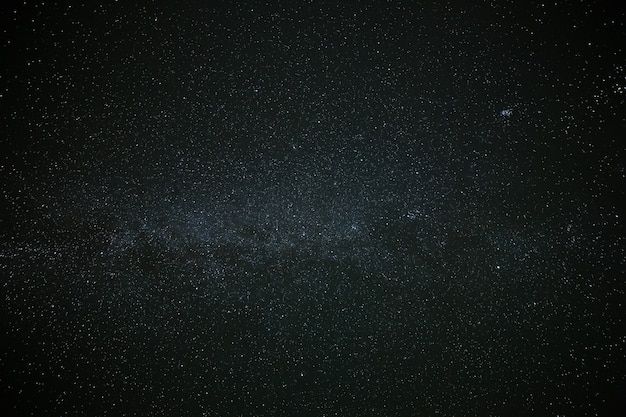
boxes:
[1,1,624,416]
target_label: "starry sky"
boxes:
[1,1,625,416]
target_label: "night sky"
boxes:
[1,1,625,416]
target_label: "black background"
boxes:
[1,1,625,416]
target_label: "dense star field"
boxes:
[1,1,624,416]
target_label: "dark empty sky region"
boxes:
[1,1,624,416]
